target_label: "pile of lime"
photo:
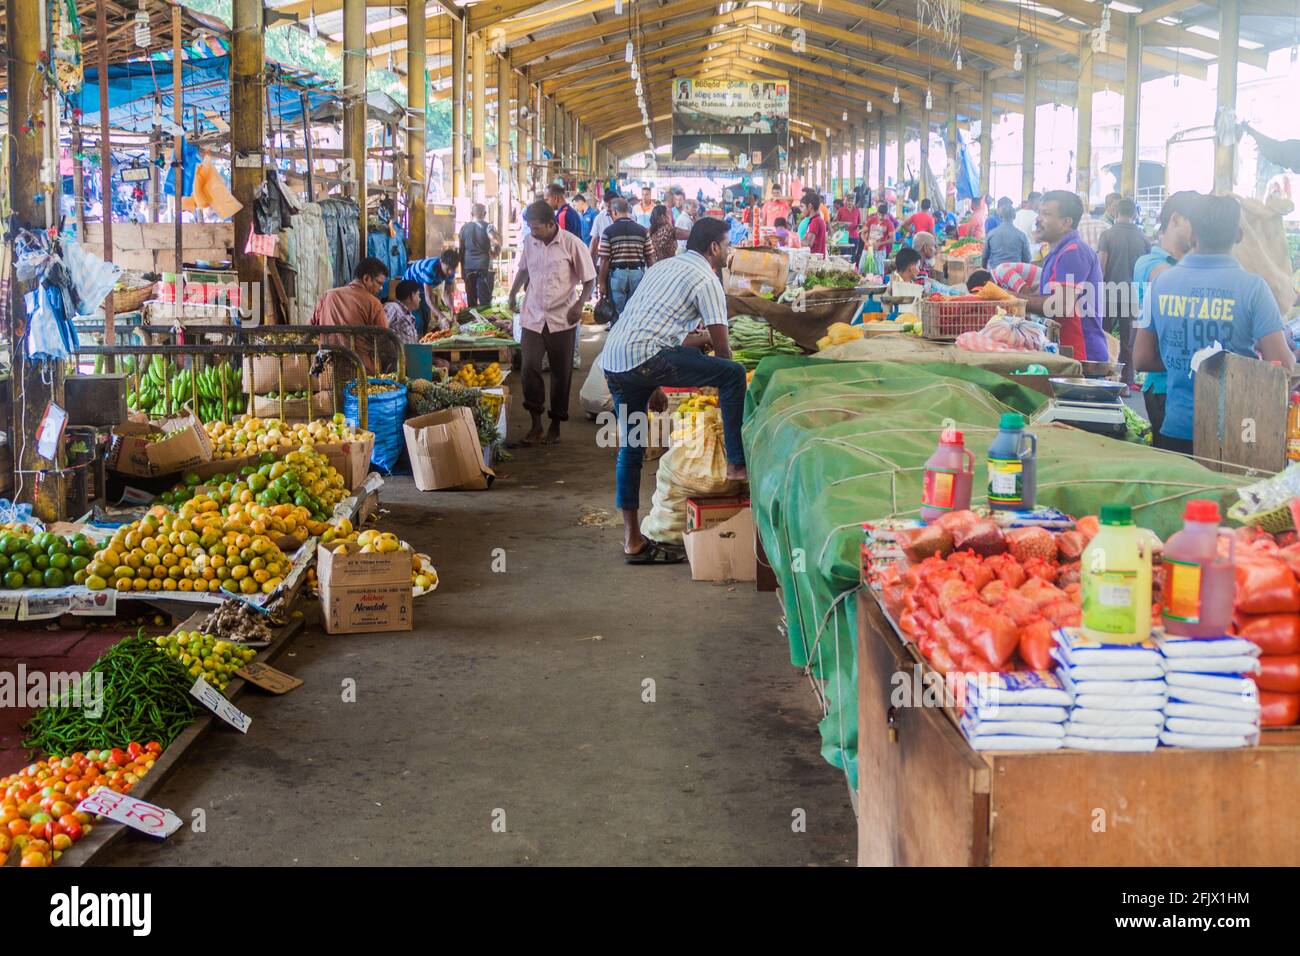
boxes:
[0,529,98,589]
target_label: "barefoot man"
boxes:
[599,218,748,564]
[508,200,596,445]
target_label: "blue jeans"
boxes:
[604,346,747,512]
[607,267,645,318]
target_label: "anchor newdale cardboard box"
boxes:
[317,540,412,633]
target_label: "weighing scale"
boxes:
[1033,377,1129,438]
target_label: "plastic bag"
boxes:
[955,313,1049,353]
[62,238,122,316]
[1255,655,1300,693]
[344,379,408,475]
[664,408,742,496]
[945,599,1018,667]
[639,450,691,545]
[1235,614,1300,655]
[1234,556,1300,614]
[1260,690,1300,726]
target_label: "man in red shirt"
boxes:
[311,256,389,374]
[862,202,897,257]
[835,194,863,261]
[804,196,828,254]
[902,198,936,237]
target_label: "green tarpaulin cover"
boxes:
[743,357,1250,788]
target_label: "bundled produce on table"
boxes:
[197,597,276,643]
[419,328,456,343]
[728,315,802,369]
[158,449,347,524]
[83,501,294,594]
[802,267,860,290]
[204,413,369,459]
[454,362,503,388]
[349,372,405,395]
[875,510,1096,673]
[123,356,245,423]
[2,742,161,867]
[1226,526,1300,725]
[22,633,199,753]
[0,527,99,590]
[943,238,984,259]
[816,321,865,351]
[954,312,1049,353]
[674,393,718,420]
[154,631,258,690]
[406,379,501,446]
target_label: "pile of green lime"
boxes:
[0,529,98,589]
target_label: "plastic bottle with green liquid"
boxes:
[1080,504,1153,644]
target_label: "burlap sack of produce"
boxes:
[726,288,859,351]
[1233,193,1297,314]
[664,408,744,497]
[640,451,690,545]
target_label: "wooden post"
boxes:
[946,84,958,206]
[72,124,86,240]
[896,108,906,189]
[451,17,465,200]
[496,54,511,241]
[148,95,161,224]
[1213,0,1240,194]
[407,0,426,256]
[231,0,265,302]
[1076,38,1094,204]
[531,85,541,195]
[1022,53,1037,199]
[979,73,993,201]
[471,32,486,203]
[95,0,116,362]
[343,0,366,232]
[1121,14,1141,196]
[515,72,529,203]
[7,0,63,520]
[919,97,930,202]
[877,115,886,192]
[172,2,183,271]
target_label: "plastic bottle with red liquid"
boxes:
[1161,499,1236,637]
[920,429,974,523]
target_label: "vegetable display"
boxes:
[816,322,865,351]
[454,362,504,387]
[1227,526,1300,725]
[124,356,245,422]
[0,527,98,590]
[729,316,802,369]
[160,448,348,524]
[2,743,161,866]
[204,414,370,460]
[21,634,199,753]
[154,631,258,691]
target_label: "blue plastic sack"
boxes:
[344,379,408,475]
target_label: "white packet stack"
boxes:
[1055,629,1166,751]
[1157,632,1261,749]
[960,672,1068,750]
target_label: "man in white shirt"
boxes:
[674,198,697,253]
[1013,191,1041,246]
[600,218,747,564]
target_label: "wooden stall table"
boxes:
[855,589,1300,866]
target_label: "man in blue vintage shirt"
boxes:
[1133,193,1294,454]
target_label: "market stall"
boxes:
[743,358,1300,858]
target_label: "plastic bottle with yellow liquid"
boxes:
[1080,504,1153,644]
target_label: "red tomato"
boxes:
[57,816,83,841]
[145,741,162,755]
[127,742,143,759]
[20,851,49,867]
[28,820,50,841]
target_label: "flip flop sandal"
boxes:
[624,540,686,565]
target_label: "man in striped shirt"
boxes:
[596,198,649,325]
[600,218,747,564]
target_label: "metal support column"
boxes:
[1076,38,1095,204]
[979,74,993,201]
[407,0,427,257]
[343,0,367,231]
[1213,0,1240,194]
[1022,53,1037,199]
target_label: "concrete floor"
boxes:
[97,327,856,866]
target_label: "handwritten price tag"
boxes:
[76,789,182,838]
[189,676,252,733]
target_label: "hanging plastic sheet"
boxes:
[318,198,361,289]
[163,137,202,200]
[27,272,78,361]
[62,237,122,316]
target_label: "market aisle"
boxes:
[98,327,855,866]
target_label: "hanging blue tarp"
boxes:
[954,129,982,203]
[72,56,336,135]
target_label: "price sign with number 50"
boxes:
[76,788,182,838]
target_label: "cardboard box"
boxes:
[683,508,757,582]
[724,247,789,297]
[317,540,413,634]
[404,407,494,491]
[243,353,314,394]
[686,495,751,532]
[107,412,212,477]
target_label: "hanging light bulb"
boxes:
[636,79,643,96]
[956,50,963,71]
[1292,41,1298,63]
[308,1,318,38]
[631,62,639,80]
[925,88,932,111]
[134,0,150,47]
[867,100,873,114]
[625,40,634,62]
[842,109,848,121]
[1173,71,1180,88]
[892,86,900,105]
[1100,3,1112,33]
[615,0,623,12]
[1014,43,1023,72]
